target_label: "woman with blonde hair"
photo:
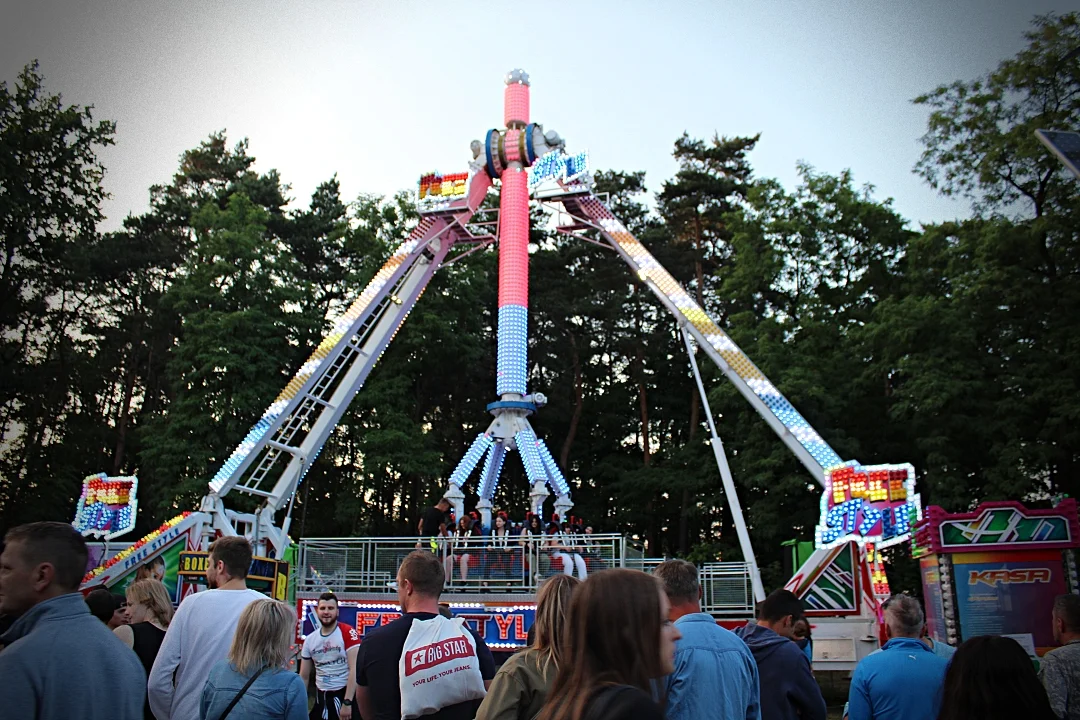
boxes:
[200,598,306,720]
[115,578,174,719]
[476,574,580,720]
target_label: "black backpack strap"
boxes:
[216,666,267,720]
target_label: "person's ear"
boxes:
[698,586,704,601]
[30,562,55,592]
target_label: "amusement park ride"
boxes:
[79,70,923,667]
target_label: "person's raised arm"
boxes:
[148,599,189,719]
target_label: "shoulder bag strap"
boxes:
[216,666,267,720]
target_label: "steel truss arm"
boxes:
[206,172,494,556]
[561,194,842,485]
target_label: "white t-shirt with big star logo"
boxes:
[301,622,362,691]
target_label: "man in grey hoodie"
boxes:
[0,522,145,719]
[734,589,827,720]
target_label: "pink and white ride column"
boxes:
[444,70,573,528]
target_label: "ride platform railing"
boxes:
[296,535,755,617]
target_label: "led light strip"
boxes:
[478,443,508,500]
[581,197,844,471]
[449,434,494,487]
[536,438,570,496]
[82,512,193,583]
[208,219,437,493]
[515,428,549,487]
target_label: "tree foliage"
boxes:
[3,13,1080,595]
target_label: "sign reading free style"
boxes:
[297,599,535,650]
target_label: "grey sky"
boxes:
[2,0,1073,233]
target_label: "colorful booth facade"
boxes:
[913,499,1080,656]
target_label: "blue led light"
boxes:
[497,305,528,395]
[536,439,571,496]
[449,433,494,487]
[858,505,883,536]
[515,428,547,483]
[565,151,589,182]
[892,504,912,536]
[528,150,590,189]
[478,443,508,500]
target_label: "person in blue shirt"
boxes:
[735,590,827,720]
[846,594,949,720]
[654,560,760,720]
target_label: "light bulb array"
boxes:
[496,305,528,396]
[449,433,494,487]
[584,197,845,472]
[579,196,923,549]
[535,438,571,497]
[815,462,920,549]
[82,512,192,584]
[527,150,590,190]
[515,427,547,485]
[418,172,469,209]
[72,473,139,540]
[478,443,508,500]
[866,544,892,598]
[209,217,437,493]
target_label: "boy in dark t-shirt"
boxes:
[355,551,495,720]
[356,611,495,720]
[418,497,451,538]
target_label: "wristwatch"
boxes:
[342,699,353,707]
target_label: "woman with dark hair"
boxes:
[936,635,1056,720]
[445,515,479,584]
[547,521,587,580]
[537,569,681,720]
[476,574,579,720]
[488,511,515,580]
[520,514,545,578]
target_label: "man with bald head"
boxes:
[846,595,948,720]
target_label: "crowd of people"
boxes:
[419,497,599,582]
[3,519,1080,720]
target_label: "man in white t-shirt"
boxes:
[148,535,264,720]
[301,592,361,720]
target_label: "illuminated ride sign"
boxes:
[814,462,921,550]
[528,149,590,190]
[72,473,139,540]
[417,171,469,212]
[297,599,535,650]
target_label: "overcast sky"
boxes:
[2,0,1073,233]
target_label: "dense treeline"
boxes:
[2,15,1078,589]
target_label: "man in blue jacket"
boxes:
[735,589,827,720]
[655,560,760,720]
[846,594,948,720]
[0,522,145,719]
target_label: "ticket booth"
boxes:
[913,499,1080,656]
